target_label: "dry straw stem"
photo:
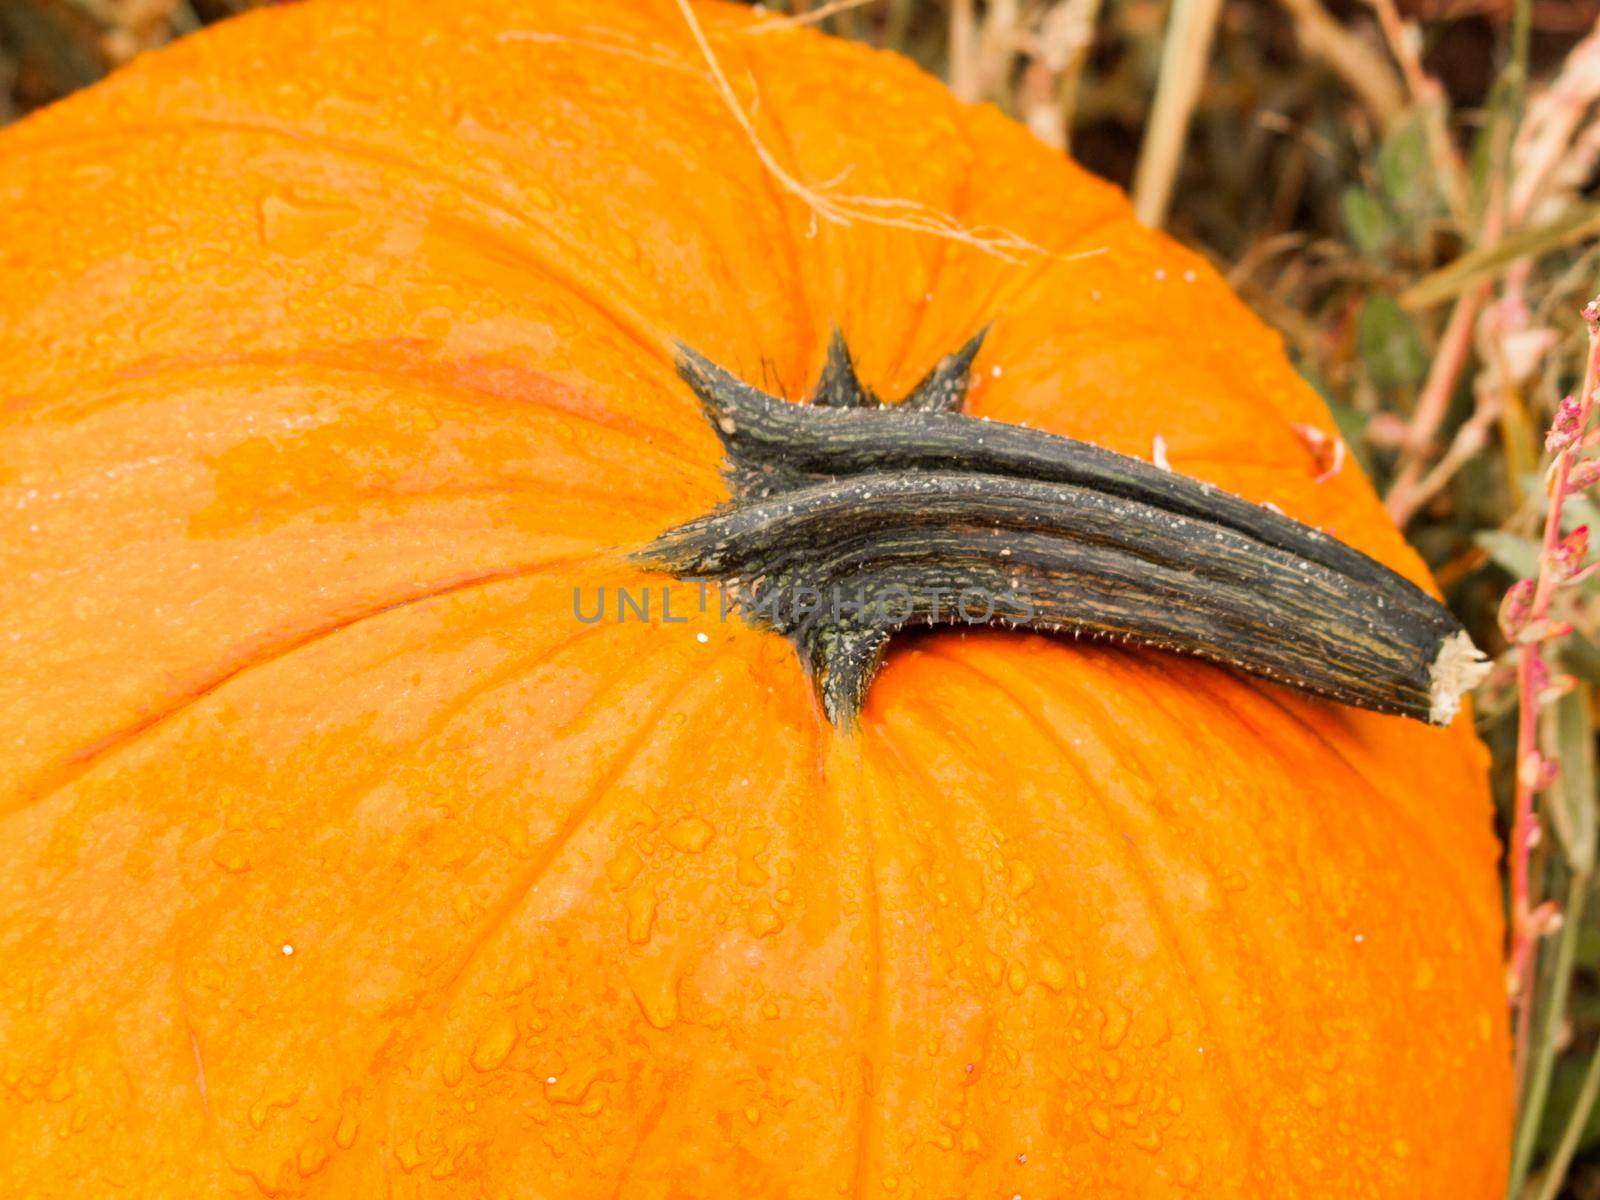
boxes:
[1273,0,1404,124]
[674,0,1073,263]
[1384,282,1494,526]
[1370,0,1472,221]
[744,0,880,33]
[1131,0,1224,227]
[946,0,1103,150]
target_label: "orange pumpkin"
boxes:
[0,1,1508,1196]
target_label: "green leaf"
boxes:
[1342,189,1394,259]
[1538,1051,1600,1159]
[1401,203,1600,309]
[1378,116,1433,219]
[1356,294,1428,390]
[1475,530,1542,579]
[1545,686,1597,870]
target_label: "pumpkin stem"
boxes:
[640,333,1489,727]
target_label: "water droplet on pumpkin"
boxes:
[394,1137,424,1172]
[296,1142,330,1177]
[442,1051,465,1086]
[748,903,783,938]
[1037,956,1069,992]
[606,845,644,890]
[624,885,657,944]
[334,1112,359,1149]
[627,962,680,1030]
[1007,861,1035,898]
[1087,1107,1113,1138]
[470,1017,517,1072]
[257,190,361,256]
[666,817,714,853]
[609,229,640,261]
[1100,1003,1131,1048]
[1176,1153,1202,1187]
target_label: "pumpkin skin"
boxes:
[0,0,1509,1195]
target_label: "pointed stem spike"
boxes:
[901,326,988,413]
[813,329,876,408]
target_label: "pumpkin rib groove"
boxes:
[705,38,825,374]
[839,745,888,1200]
[906,642,1273,1186]
[3,117,678,366]
[606,1087,676,1200]
[906,119,1129,350]
[10,354,716,476]
[4,552,618,816]
[155,615,627,997]
[857,718,1031,1186]
[1160,659,1469,904]
[882,163,972,389]
[608,18,821,377]
[386,643,746,1064]
[1,511,652,624]
[1197,669,1495,940]
[864,682,1183,1186]
[1091,652,1365,903]
[1038,644,1500,1185]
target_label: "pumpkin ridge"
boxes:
[919,108,1131,347]
[683,33,821,376]
[157,618,625,1005]
[882,152,973,389]
[5,553,616,816]
[889,643,1272,1184]
[1018,643,1502,1183]
[7,114,683,367]
[29,352,716,474]
[385,643,741,1060]
[838,746,889,1200]
[1207,671,1495,933]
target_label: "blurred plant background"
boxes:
[5,0,1600,1193]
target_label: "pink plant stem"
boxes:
[1385,282,1489,526]
[1509,314,1600,1073]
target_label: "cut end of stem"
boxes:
[1428,630,1491,725]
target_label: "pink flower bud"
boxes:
[1517,618,1575,645]
[1549,524,1591,579]
[1547,395,1584,454]
[1519,751,1562,792]
[1536,902,1565,936]
[1499,578,1536,639]
[1539,673,1578,704]
[1568,458,1600,491]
